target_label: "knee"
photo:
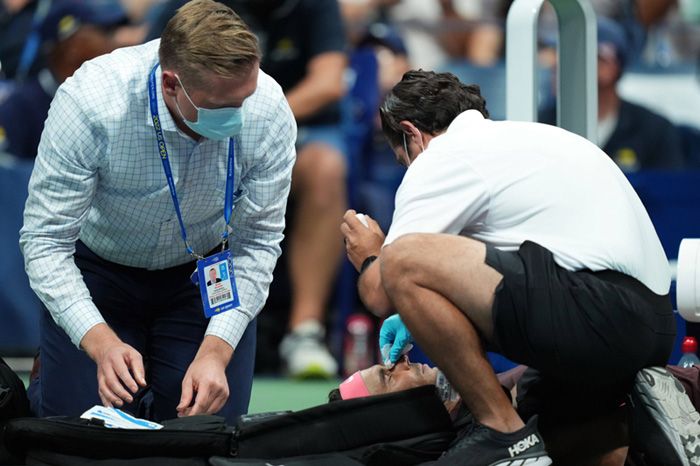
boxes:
[294,143,347,202]
[381,234,425,295]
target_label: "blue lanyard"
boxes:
[148,64,235,259]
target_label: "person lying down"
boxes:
[328,357,700,466]
[329,355,517,421]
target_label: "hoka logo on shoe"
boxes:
[508,434,540,457]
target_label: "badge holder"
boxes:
[195,248,240,318]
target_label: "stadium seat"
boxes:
[627,171,700,364]
[627,171,700,260]
[679,124,700,169]
[0,155,40,355]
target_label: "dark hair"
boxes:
[328,388,342,403]
[379,70,489,148]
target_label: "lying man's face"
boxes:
[339,356,438,399]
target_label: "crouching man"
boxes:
[341,70,676,466]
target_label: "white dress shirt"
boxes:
[385,110,670,296]
[20,40,297,349]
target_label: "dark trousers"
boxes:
[29,241,256,423]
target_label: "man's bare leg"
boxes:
[288,142,346,329]
[381,233,523,433]
[280,142,346,377]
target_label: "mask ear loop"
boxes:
[173,74,202,125]
[402,132,411,167]
[174,74,199,110]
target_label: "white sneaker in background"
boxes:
[279,320,338,379]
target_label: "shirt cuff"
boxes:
[205,309,253,350]
[57,298,106,348]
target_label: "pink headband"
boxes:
[339,370,370,399]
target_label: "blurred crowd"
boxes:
[1,0,700,378]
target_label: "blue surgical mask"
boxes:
[175,74,244,140]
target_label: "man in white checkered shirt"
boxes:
[19,0,296,422]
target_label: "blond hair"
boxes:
[159,0,260,86]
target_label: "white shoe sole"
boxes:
[490,456,552,466]
[631,366,700,466]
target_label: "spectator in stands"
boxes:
[541,17,685,172]
[349,24,412,231]
[0,0,129,82]
[20,0,295,423]
[357,23,411,102]
[436,0,510,68]
[149,0,348,379]
[384,0,447,70]
[429,1,520,121]
[0,0,48,80]
[337,0,400,46]
[340,69,676,466]
[385,0,510,71]
[596,17,683,171]
[0,2,117,159]
[256,0,348,380]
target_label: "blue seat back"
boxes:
[627,171,700,260]
[0,156,41,354]
[679,124,700,169]
[627,170,700,364]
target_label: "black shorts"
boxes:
[486,240,676,389]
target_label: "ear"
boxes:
[398,120,421,140]
[161,70,179,97]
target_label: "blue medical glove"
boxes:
[379,314,413,366]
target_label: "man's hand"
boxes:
[379,314,414,366]
[340,209,385,271]
[342,209,392,315]
[81,323,147,408]
[177,336,233,417]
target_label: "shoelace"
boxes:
[447,419,489,452]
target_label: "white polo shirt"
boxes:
[384,110,670,296]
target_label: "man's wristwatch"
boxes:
[359,255,378,275]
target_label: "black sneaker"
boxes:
[629,366,700,466]
[435,415,552,466]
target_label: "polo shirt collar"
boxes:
[447,109,486,133]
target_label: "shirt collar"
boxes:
[146,64,178,132]
[447,109,486,133]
